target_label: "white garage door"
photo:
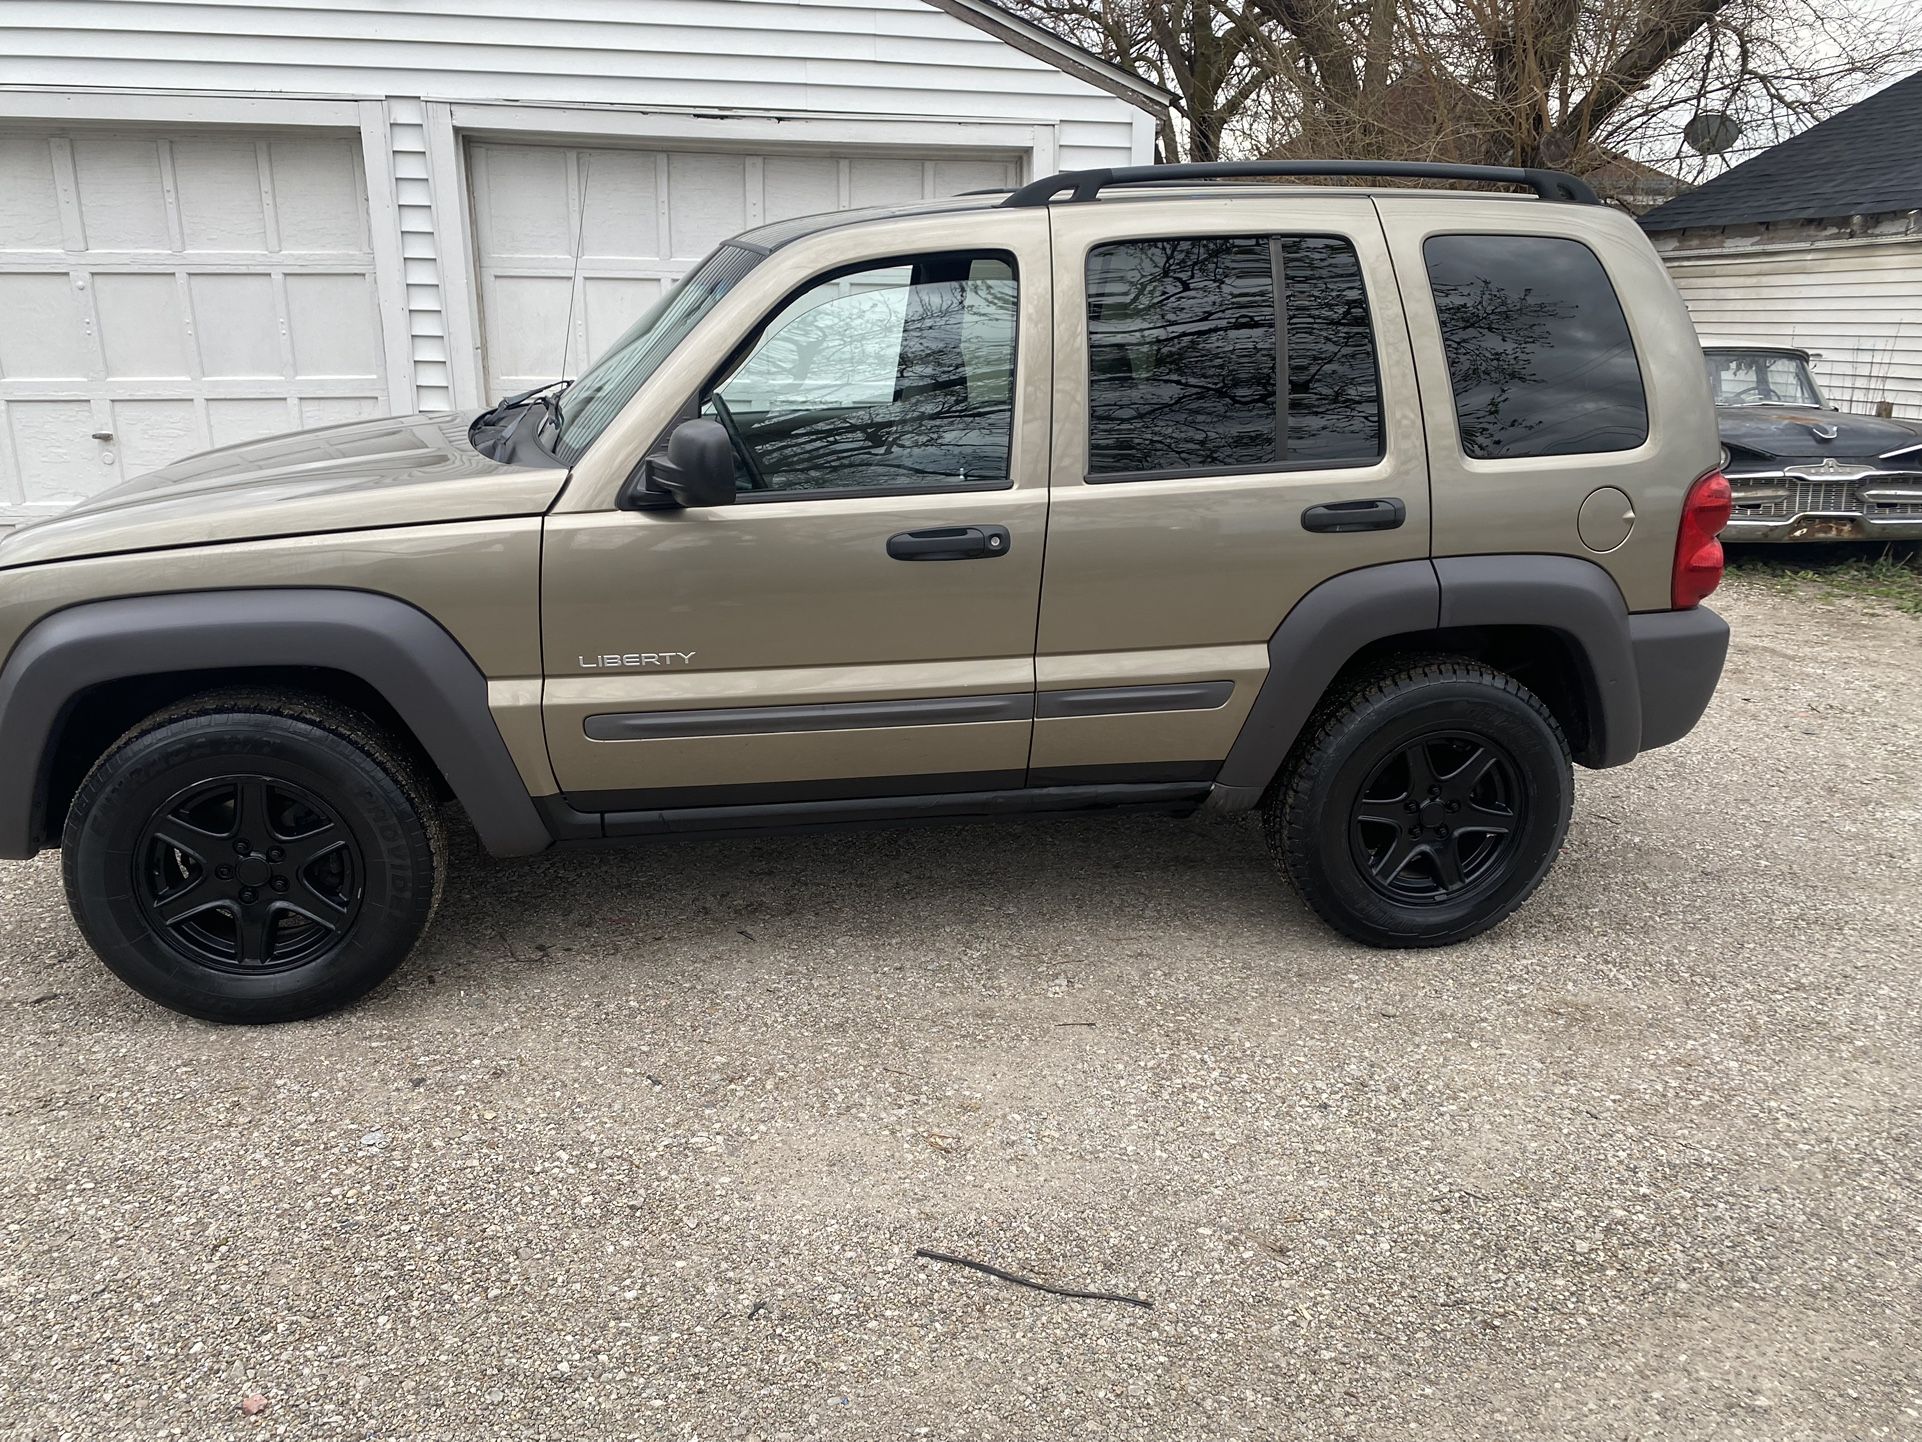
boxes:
[0,128,388,521]
[468,143,1022,402]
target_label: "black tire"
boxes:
[1266,658,1572,948]
[61,691,445,1023]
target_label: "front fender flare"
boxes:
[0,589,551,860]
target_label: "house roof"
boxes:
[920,0,1173,117]
[1641,69,1922,232]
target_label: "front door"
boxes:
[540,231,1049,812]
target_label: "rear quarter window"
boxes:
[1423,234,1648,460]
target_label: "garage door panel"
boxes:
[172,138,270,252]
[0,125,383,521]
[285,274,382,379]
[580,149,661,261]
[761,155,840,223]
[71,137,172,252]
[191,274,282,378]
[0,276,90,379]
[847,158,927,207]
[299,396,380,429]
[666,153,747,259]
[94,273,192,379]
[475,145,574,260]
[483,274,571,392]
[208,397,295,448]
[268,140,368,254]
[0,137,63,250]
[5,401,96,507]
[111,399,201,475]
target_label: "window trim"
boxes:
[1082,230,1385,484]
[675,247,1023,504]
[1421,230,1651,464]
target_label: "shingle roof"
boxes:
[1640,69,1922,232]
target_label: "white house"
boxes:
[1642,70,1922,420]
[0,0,1165,523]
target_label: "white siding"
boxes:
[0,0,1142,165]
[1,0,1151,426]
[1657,227,1922,420]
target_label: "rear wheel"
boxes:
[62,692,444,1022]
[1267,658,1572,947]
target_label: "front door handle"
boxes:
[1301,498,1406,534]
[886,525,1011,561]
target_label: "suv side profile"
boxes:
[0,161,1732,1023]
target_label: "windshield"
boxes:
[1704,350,1824,408]
[551,243,762,464]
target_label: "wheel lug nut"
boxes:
[1447,801,1460,812]
[233,838,250,854]
[215,864,234,880]
[239,887,257,904]
[1408,825,1422,837]
[271,877,289,893]
[1404,801,1418,813]
[1436,826,1450,838]
[268,848,284,863]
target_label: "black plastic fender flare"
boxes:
[1211,555,1644,810]
[0,589,551,860]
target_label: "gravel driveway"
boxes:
[2,573,1917,1442]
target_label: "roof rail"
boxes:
[1002,160,1600,207]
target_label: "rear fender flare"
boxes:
[1212,555,1641,809]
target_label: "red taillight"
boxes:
[1672,469,1731,609]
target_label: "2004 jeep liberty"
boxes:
[0,161,1733,1022]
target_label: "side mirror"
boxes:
[627,418,737,509]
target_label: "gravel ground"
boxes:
[1,572,1917,1442]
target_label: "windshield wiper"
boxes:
[473,378,572,432]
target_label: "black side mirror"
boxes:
[625,418,737,509]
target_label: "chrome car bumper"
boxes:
[1723,472,1922,542]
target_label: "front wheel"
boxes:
[62,692,445,1022]
[1267,658,1573,947]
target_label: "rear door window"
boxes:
[1423,234,1649,460]
[1084,234,1381,478]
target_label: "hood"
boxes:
[0,413,568,570]
[1716,405,1922,463]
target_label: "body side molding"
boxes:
[0,589,551,860]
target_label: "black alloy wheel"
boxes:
[134,774,364,971]
[1348,732,1525,905]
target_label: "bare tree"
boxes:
[1007,0,1917,180]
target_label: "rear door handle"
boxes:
[886,525,1011,561]
[1301,498,1406,534]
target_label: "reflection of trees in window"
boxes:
[1086,234,1380,476]
[708,255,1017,493]
[1424,235,1648,460]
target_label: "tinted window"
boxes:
[705,253,1016,495]
[1423,235,1649,459]
[1085,235,1380,476]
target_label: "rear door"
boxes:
[1032,195,1429,784]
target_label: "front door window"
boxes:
[701,252,1017,496]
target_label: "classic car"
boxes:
[1704,341,1922,541]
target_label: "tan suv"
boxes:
[0,161,1733,1022]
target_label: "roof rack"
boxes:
[1002,160,1600,207]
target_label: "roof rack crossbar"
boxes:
[1001,160,1600,207]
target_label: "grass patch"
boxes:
[1725,542,1922,615]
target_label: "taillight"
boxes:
[1672,469,1731,609]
